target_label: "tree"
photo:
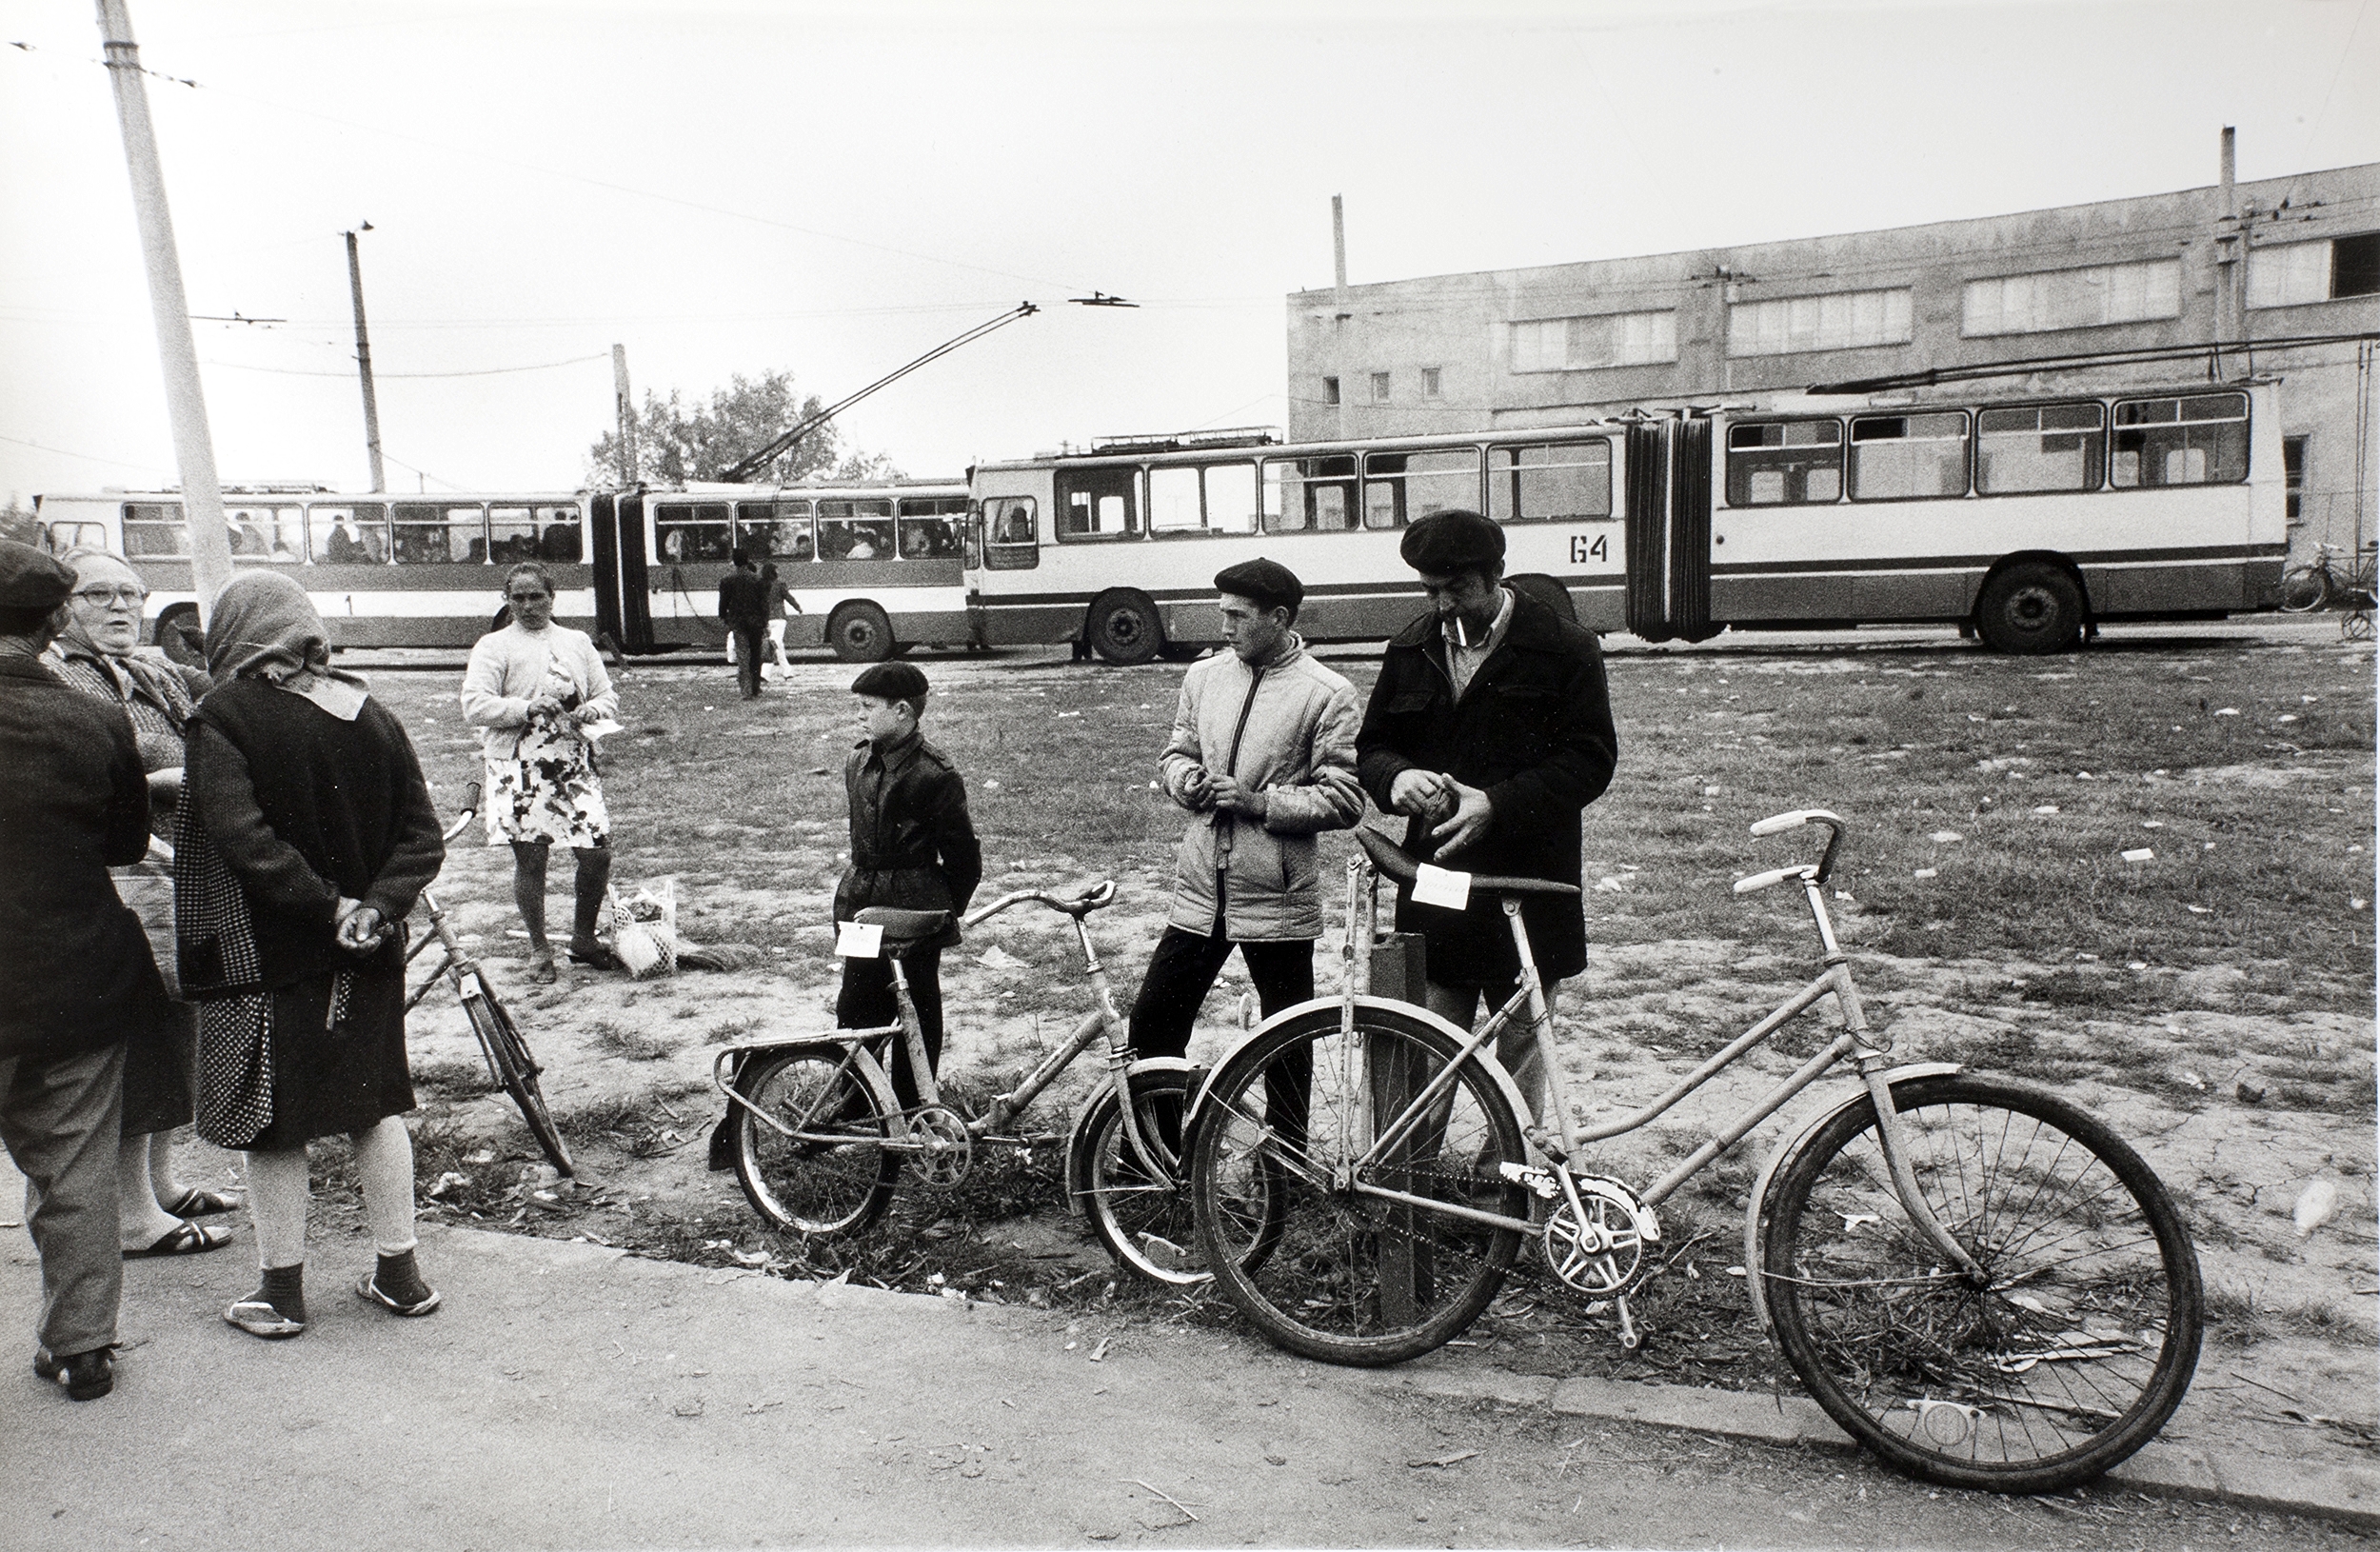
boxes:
[0,496,37,547]
[585,369,899,487]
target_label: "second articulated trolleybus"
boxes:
[32,478,974,664]
[962,381,2286,661]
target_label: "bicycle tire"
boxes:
[1190,1005,1528,1366]
[466,988,574,1177]
[732,1045,897,1236]
[2278,565,2331,613]
[1079,1068,1208,1285]
[1760,1073,2202,1494]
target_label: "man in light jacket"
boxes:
[1128,559,1362,1084]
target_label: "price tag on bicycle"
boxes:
[834,921,884,958]
[1410,863,1472,911]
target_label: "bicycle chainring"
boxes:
[1544,1175,1659,1295]
[907,1106,973,1187]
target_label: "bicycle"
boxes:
[402,786,574,1177]
[2278,540,2376,640]
[712,880,1212,1286]
[1185,812,2203,1494]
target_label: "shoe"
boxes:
[224,1299,306,1339]
[33,1346,112,1401]
[125,1220,235,1259]
[526,945,558,985]
[567,942,622,971]
[356,1273,441,1318]
[159,1186,242,1218]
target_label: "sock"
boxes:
[373,1247,433,1305]
[248,1263,307,1325]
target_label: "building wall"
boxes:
[1288,164,2380,557]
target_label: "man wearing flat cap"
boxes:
[1132,560,1362,1135]
[1356,509,1616,1118]
[0,540,178,1401]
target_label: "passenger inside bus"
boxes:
[539,521,583,562]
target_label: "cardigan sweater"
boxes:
[459,623,617,762]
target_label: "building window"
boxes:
[1371,371,1392,404]
[1975,403,2106,494]
[1510,310,1677,372]
[1848,412,1970,501]
[1420,367,1442,399]
[1725,420,1843,505]
[1961,259,2180,335]
[2111,393,2249,488]
[1321,376,1340,406]
[2251,233,2380,307]
[1726,289,1912,356]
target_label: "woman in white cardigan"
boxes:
[460,562,620,982]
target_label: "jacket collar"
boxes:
[863,726,924,774]
[0,651,62,684]
[1388,585,1562,653]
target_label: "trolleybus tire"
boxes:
[155,605,205,668]
[1974,563,2084,655]
[1084,591,1163,666]
[827,601,897,664]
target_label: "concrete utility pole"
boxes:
[95,0,230,618]
[2216,126,2242,346]
[611,344,639,485]
[1332,194,1350,441]
[346,226,386,492]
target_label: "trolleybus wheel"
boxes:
[1974,563,2083,655]
[828,601,897,663]
[1085,590,1162,666]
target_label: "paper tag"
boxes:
[579,717,625,743]
[834,921,885,958]
[1411,863,1473,911]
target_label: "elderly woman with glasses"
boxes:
[44,548,238,1259]
[460,562,619,984]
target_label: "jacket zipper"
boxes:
[1212,666,1266,915]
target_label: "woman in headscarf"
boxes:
[174,571,446,1339]
[45,549,237,1258]
[460,561,619,984]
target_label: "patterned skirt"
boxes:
[485,731,609,849]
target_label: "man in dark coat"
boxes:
[717,547,769,700]
[1356,509,1617,1116]
[0,540,177,1401]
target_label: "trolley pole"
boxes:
[346,227,386,492]
[611,344,639,485]
[95,0,230,619]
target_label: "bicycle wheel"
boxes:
[1190,1005,1529,1366]
[466,987,573,1177]
[1760,1074,2202,1494]
[732,1045,897,1236]
[2278,565,2331,613]
[1079,1068,1207,1286]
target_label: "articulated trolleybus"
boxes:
[963,381,2284,660]
[35,478,973,664]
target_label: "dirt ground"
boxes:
[190,624,2379,1490]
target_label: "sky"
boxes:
[3,0,2376,504]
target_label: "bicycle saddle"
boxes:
[854,906,952,942]
[1357,828,1581,899]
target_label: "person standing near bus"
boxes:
[759,562,794,682]
[1355,509,1616,1121]
[718,548,768,700]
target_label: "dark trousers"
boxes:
[0,1042,126,1356]
[837,946,942,1110]
[728,620,765,698]
[1128,913,1316,1148]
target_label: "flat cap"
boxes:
[1399,508,1505,574]
[0,539,72,611]
[1214,556,1303,615]
[850,661,929,701]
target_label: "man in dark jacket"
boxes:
[718,547,769,700]
[0,540,176,1401]
[1356,509,1617,1116]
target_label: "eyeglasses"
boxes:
[73,586,149,607]
[506,591,551,604]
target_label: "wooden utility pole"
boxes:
[94,0,230,618]
[346,226,386,492]
[611,344,639,485]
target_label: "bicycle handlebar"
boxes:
[962,878,1117,926]
[1740,808,1847,887]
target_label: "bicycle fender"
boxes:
[709,1039,902,1141]
[1060,1057,1204,1219]
[1182,996,1533,1152]
[1741,1061,1964,1339]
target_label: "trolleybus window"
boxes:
[43,519,108,554]
[392,503,488,565]
[310,505,389,564]
[1974,403,2106,494]
[1260,455,1358,533]
[1143,465,1260,536]
[1149,467,1203,533]
[227,505,305,561]
[1362,448,1479,530]
[897,496,966,558]
[122,502,188,557]
[534,504,582,562]
[1057,468,1140,541]
[1726,420,1843,506]
[2111,393,2249,487]
[487,507,542,565]
[1848,412,1970,501]
[654,502,733,563]
[981,496,1038,569]
[1204,464,1259,534]
[1489,440,1614,523]
[817,498,894,559]
[737,500,813,562]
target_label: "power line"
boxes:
[202,352,608,380]
[0,431,172,473]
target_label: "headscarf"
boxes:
[204,570,370,721]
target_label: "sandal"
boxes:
[160,1186,242,1219]
[526,945,558,985]
[125,1220,235,1259]
[567,943,622,971]
[224,1299,306,1340]
[356,1273,442,1318]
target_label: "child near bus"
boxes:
[834,662,982,1106]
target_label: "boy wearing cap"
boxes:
[1356,509,1616,1118]
[836,662,982,1104]
[1131,560,1362,1086]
